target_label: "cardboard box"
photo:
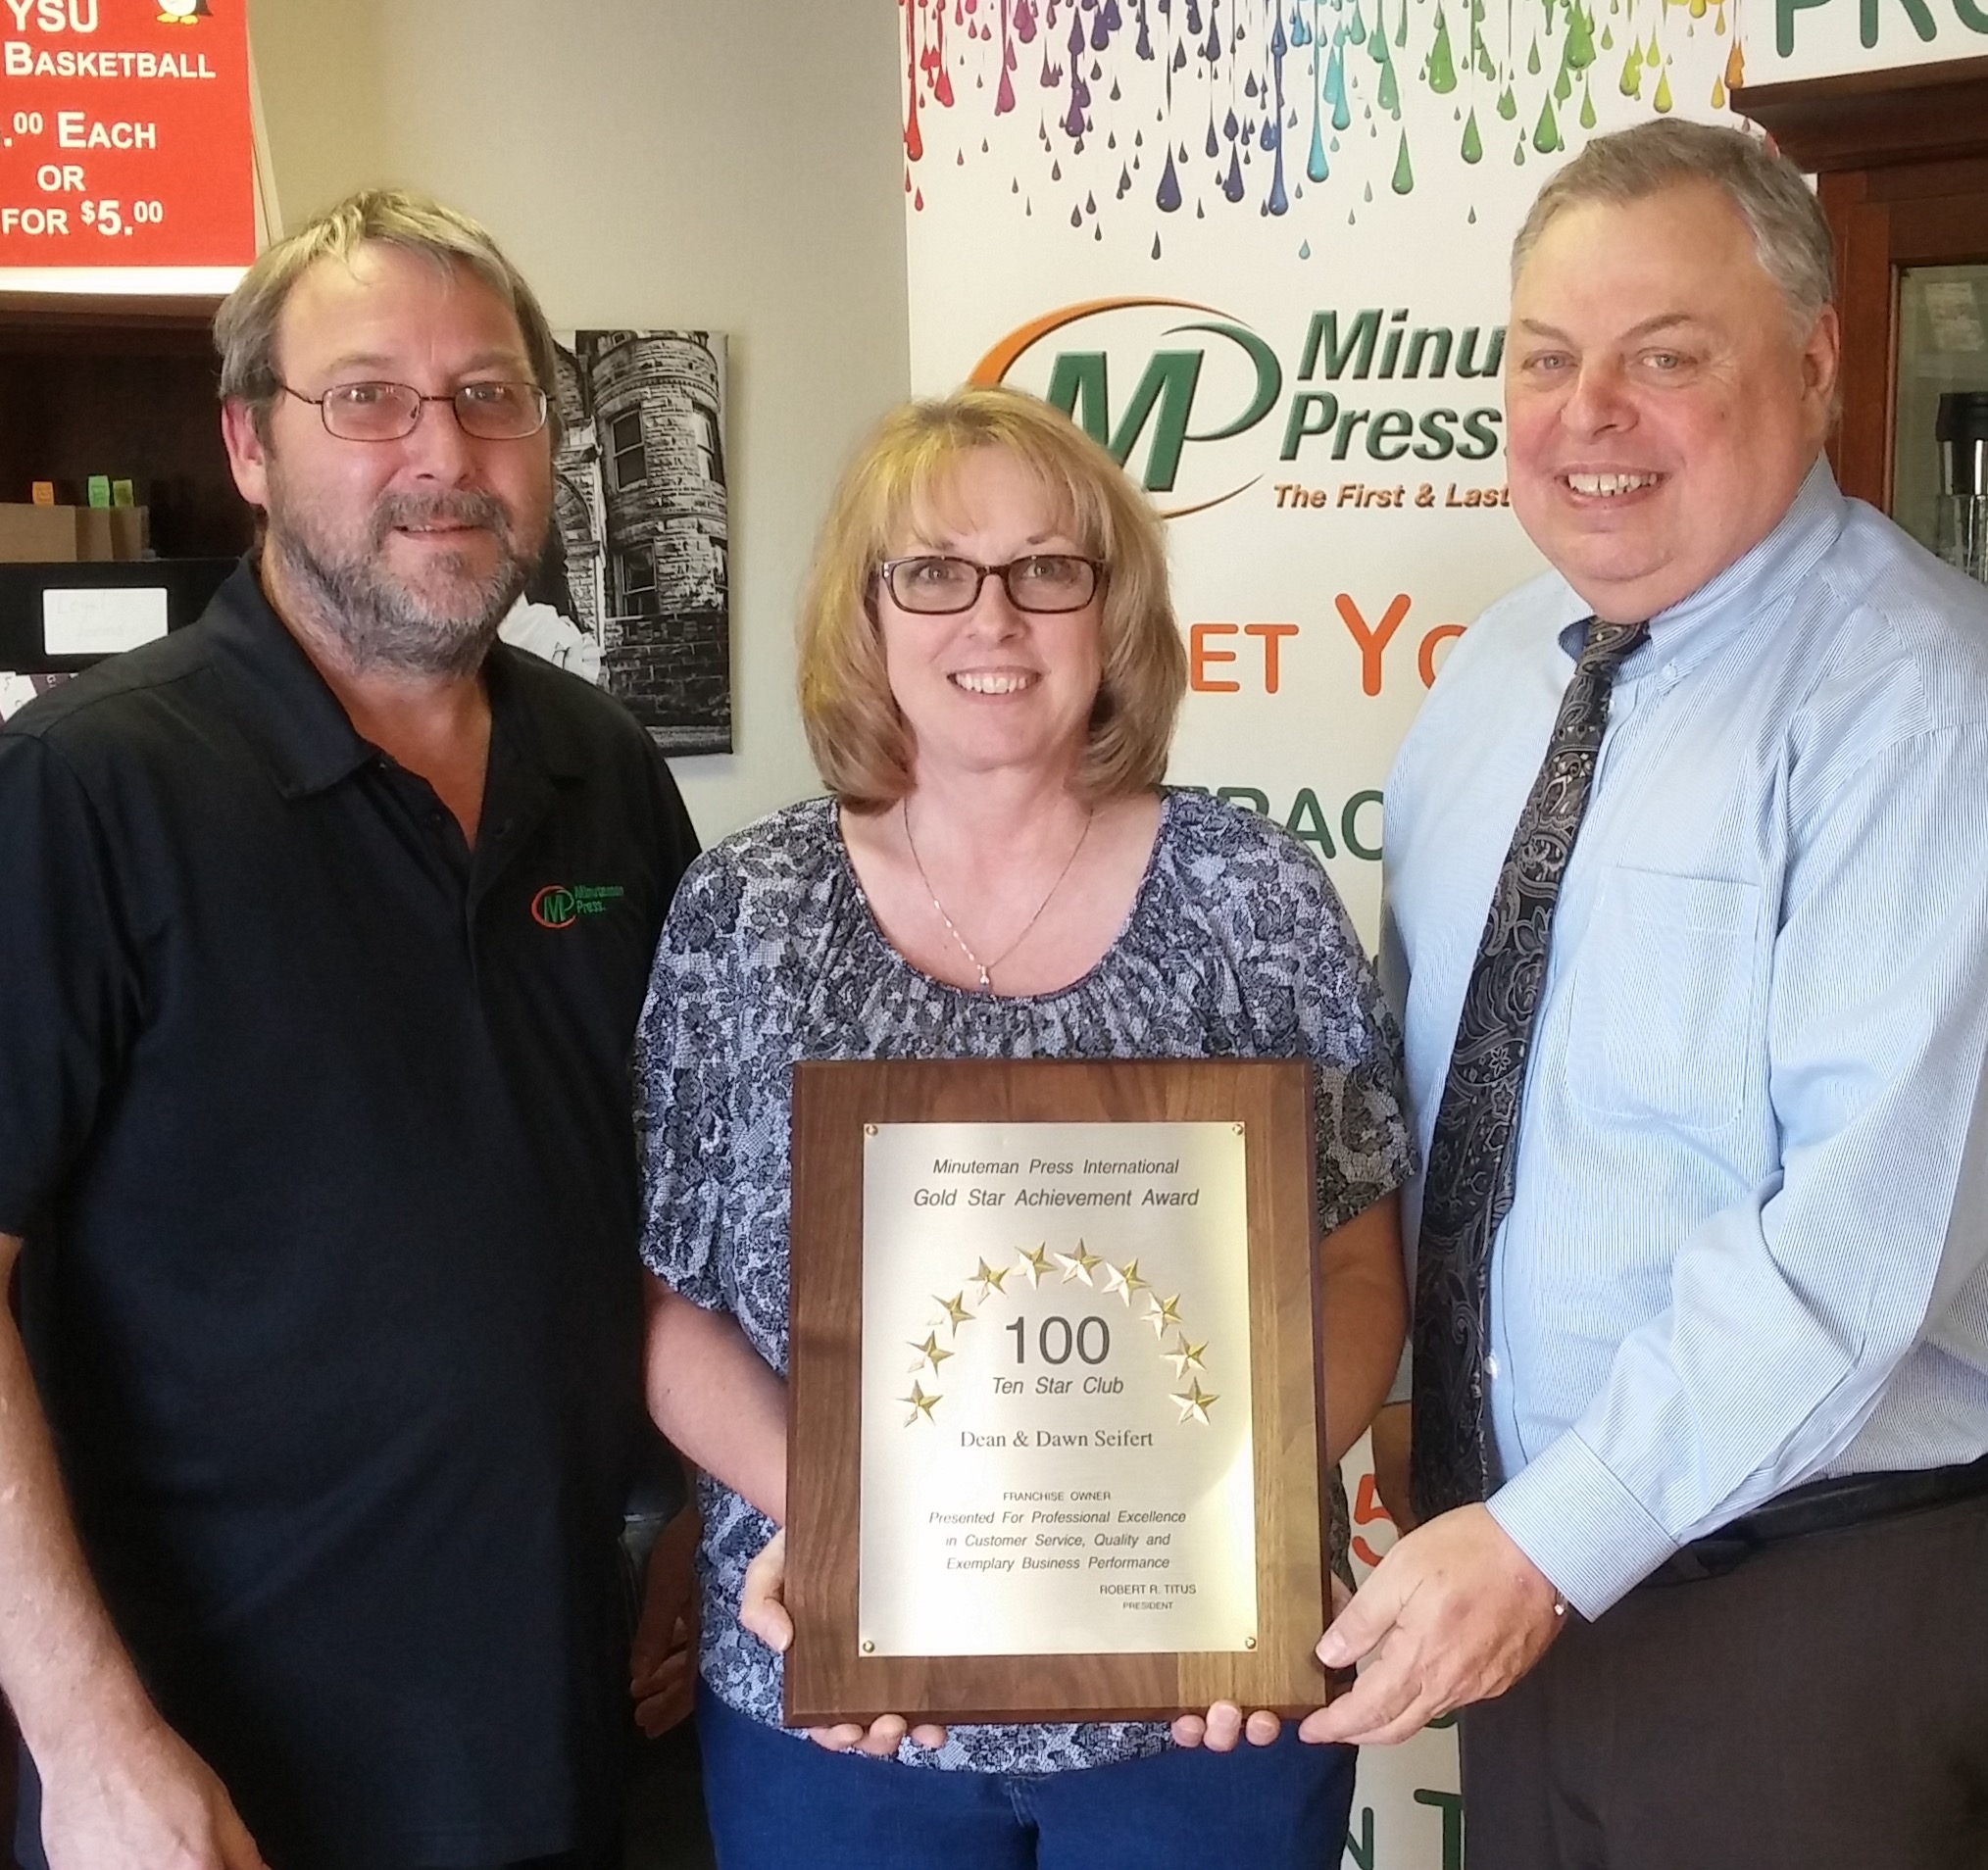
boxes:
[0,504,80,562]
[111,506,149,559]
[76,507,149,562]
[0,504,150,564]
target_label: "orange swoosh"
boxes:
[968,296,1231,386]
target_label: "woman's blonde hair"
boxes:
[799,386,1187,813]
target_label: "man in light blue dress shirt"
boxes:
[1302,122,1988,1865]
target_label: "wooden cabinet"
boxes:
[1735,56,1988,538]
[0,292,252,561]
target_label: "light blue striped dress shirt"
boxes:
[1382,463,1988,1616]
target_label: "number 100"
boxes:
[1005,1314,1112,1366]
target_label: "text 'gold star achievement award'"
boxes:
[784,1058,1332,1723]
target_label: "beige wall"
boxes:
[248,0,912,842]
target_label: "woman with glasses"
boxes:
[634,386,1410,1869]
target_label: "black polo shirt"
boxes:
[0,562,698,1869]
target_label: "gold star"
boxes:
[1056,1240,1103,1285]
[1164,1334,1209,1379]
[901,1380,941,1424]
[1170,1378,1218,1425]
[933,1292,972,1332]
[1016,1244,1053,1287]
[971,1258,1010,1300]
[1100,1257,1149,1304]
[909,1332,954,1374]
[1145,1293,1183,1338]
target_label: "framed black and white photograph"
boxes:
[507,328,732,754]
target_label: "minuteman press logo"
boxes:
[531,883,626,930]
[972,296,1506,519]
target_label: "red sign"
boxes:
[0,0,255,271]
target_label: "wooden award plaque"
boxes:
[783,1057,1333,1726]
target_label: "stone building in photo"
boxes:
[549,329,731,752]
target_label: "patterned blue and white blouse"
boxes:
[635,788,1412,1774]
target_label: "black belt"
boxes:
[1645,1452,1988,1586]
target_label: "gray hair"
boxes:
[1512,120,1835,330]
[214,187,561,436]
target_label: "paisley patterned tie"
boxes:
[1410,617,1648,1521]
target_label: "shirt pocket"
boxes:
[1566,867,1764,1137]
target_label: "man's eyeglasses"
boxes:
[878,554,1103,616]
[278,380,550,443]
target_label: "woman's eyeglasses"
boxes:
[878,554,1103,615]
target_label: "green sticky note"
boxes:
[87,475,112,509]
[111,478,135,508]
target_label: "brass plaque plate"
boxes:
[858,1120,1257,1657]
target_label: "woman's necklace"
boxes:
[902,796,1095,993]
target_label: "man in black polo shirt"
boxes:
[0,191,699,1870]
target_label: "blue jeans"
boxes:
[696,1686,1358,1870]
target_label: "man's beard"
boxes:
[267,485,541,678]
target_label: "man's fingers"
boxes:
[1316,1569,1398,1670]
[633,1652,697,1736]
[1244,1708,1283,1747]
[1341,1695,1452,1748]
[807,1722,867,1750]
[1298,1649,1426,1747]
[1309,1702,1439,1749]
[1313,1506,1567,1739]
[907,1723,948,1749]
[1169,1712,1209,1748]
[632,1612,695,1680]
[631,1650,689,1698]
[635,1691,692,1738]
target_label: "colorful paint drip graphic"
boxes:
[901,0,1747,247]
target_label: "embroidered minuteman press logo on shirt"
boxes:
[531,883,626,929]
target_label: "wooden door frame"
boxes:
[1735,57,1988,512]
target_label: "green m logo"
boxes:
[970,297,1282,516]
[532,883,625,929]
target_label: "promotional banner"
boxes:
[901,0,1738,944]
[898,1,1740,1859]
[1750,0,1985,81]
[0,0,256,288]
